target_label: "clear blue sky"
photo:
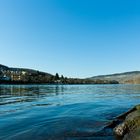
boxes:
[0,0,140,78]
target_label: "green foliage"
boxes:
[61,75,64,79]
[0,71,2,76]
[55,73,60,80]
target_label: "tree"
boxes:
[0,71,3,76]
[61,75,64,79]
[55,73,60,80]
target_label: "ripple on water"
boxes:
[0,84,140,140]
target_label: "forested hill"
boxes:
[0,64,53,83]
[0,64,118,84]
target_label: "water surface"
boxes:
[0,84,140,140]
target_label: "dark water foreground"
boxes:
[1,84,140,140]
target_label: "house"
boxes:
[0,75,11,81]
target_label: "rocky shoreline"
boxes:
[73,105,140,140]
[108,105,140,140]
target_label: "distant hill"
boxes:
[0,64,52,76]
[89,71,140,84]
[0,64,53,83]
[2,64,140,84]
[0,64,9,70]
[0,64,119,84]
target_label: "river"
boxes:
[0,84,140,140]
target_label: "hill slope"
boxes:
[89,71,140,84]
[0,64,119,84]
[0,64,53,83]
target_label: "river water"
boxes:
[0,84,140,140]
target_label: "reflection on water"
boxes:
[0,84,140,140]
[0,85,66,96]
[0,85,66,106]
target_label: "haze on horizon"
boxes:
[0,0,140,78]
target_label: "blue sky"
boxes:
[0,0,140,78]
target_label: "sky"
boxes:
[0,0,140,78]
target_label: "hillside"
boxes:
[0,64,53,83]
[2,64,140,84]
[89,71,140,84]
[0,64,119,84]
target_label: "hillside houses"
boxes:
[0,64,53,83]
[0,68,27,81]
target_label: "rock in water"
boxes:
[114,105,140,140]
[113,122,127,136]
